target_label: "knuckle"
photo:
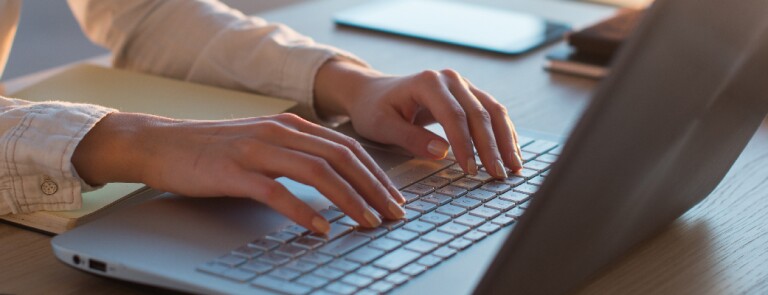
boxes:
[439,68,461,80]
[232,137,258,155]
[417,70,442,84]
[330,144,354,162]
[449,106,468,121]
[474,107,492,123]
[259,181,283,201]
[257,121,286,135]
[306,157,332,175]
[275,113,303,124]
[490,101,509,116]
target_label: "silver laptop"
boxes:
[51,0,768,294]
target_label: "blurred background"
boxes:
[2,0,303,80]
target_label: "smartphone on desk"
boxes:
[334,0,571,55]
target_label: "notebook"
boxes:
[1,64,296,233]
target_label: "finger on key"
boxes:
[469,85,523,172]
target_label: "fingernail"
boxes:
[467,159,478,175]
[427,140,449,159]
[512,151,523,169]
[388,201,406,218]
[494,160,508,179]
[363,210,382,227]
[312,217,330,234]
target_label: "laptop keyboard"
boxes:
[197,137,560,295]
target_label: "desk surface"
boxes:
[2,0,768,294]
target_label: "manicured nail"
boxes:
[467,159,478,175]
[427,140,449,159]
[494,160,508,179]
[388,201,406,218]
[512,151,523,170]
[312,217,330,234]
[363,210,382,227]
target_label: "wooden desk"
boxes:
[2,0,767,294]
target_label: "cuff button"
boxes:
[41,179,58,195]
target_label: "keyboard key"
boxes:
[417,255,443,267]
[436,185,468,197]
[519,200,531,209]
[499,191,530,203]
[232,246,263,259]
[403,220,436,234]
[485,199,515,211]
[357,265,389,279]
[357,226,388,238]
[319,233,371,257]
[549,146,563,155]
[455,214,485,227]
[506,207,526,218]
[198,262,230,275]
[336,216,360,227]
[466,189,497,202]
[401,191,421,203]
[501,175,526,186]
[270,267,302,280]
[240,260,273,274]
[216,254,246,267]
[435,169,464,181]
[373,249,421,271]
[285,260,318,273]
[319,208,345,223]
[422,231,454,245]
[295,274,329,289]
[258,252,291,266]
[313,266,345,280]
[369,280,396,293]
[275,243,307,258]
[433,246,458,258]
[284,224,310,236]
[519,168,539,178]
[438,222,471,236]
[419,176,450,188]
[369,238,402,252]
[252,276,311,295]
[219,267,257,282]
[448,238,472,250]
[387,228,419,242]
[312,223,353,241]
[329,259,361,273]
[537,153,558,163]
[404,209,421,221]
[521,151,538,162]
[341,273,374,288]
[469,206,501,219]
[517,136,535,147]
[267,231,298,243]
[467,170,494,182]
[404,183,434,195]
[522,140,558,154]
[380,219,405,230]
[400,263,427,276]
[420,193,452,205]
[324,282,358,295]
[300,252,334,265]
[464,230,487,241]
[405,240,439,253]
[481,181,511,193]
[525,160,550,171]
[384,272,410,285]
[491,215,516,226]
[436,204,467,217]
[346,247,386,264]
[452,197,482,209]
[420,212,451,225]
[477,222,501,234]
[249,238,280,251]
[452,177,483,190]
[514,183,540,195]
[405,200,437,213]
[529,175,546,186]
[292,236,325,250]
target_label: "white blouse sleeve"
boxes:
[67,0,368,125]
[0,97,115,215]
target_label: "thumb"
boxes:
[378,117,450,160]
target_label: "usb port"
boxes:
[88,259,107,272]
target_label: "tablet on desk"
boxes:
[334,0,571,55]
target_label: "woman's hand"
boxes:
[72,112,406,234]
[315,60,523,178]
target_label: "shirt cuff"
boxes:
[0,101,115,214]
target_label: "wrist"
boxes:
[313,59,381,118]
[72,112,168,186]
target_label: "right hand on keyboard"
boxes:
[72,112,407,234]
